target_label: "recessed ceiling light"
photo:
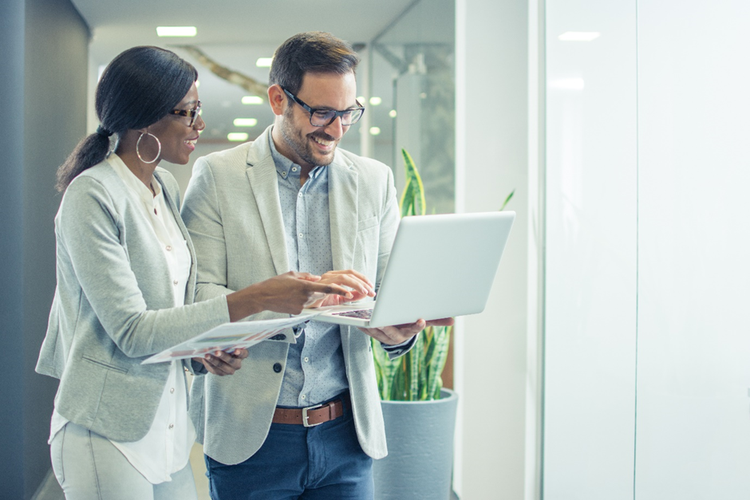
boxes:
[558,31,600,42]
[233,118,258,127]
[227,133,249,142]
[156,26,197,37]
[369,127,381,136]
[389,110,397,118]
[256,58,273,67]
[369,96,382,106]
[241,96,264,105]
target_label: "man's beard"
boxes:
[279,109,337,167]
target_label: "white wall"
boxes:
[543,0,639,496]
[543,0,750,498]
[635,1,750,497]
[456,0,531,498]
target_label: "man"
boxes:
[182,31,451,499]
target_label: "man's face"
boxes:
[276,71,358,169]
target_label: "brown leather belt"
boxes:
[272,393,350,427]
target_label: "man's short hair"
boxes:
[269,32,359,94]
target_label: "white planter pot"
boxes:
[373,388,458,500]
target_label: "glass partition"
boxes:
[367,0,455,215]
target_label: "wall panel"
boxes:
[635,0,750,497]
[543,0,638,497]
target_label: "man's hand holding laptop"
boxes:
[304,269,453,345]
[360,317,455,345]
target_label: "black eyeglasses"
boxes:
[282,88,365,127]
[169,101,202,127]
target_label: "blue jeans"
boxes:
[204,394,373,500]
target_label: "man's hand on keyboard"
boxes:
[304,270,375,308]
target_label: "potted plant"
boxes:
[371,148,457,500]
[371,149,514,499]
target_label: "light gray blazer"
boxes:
[36,159,230,442]
[181,126,400,465]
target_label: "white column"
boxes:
[456,0,531,497]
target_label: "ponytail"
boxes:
[55,46,196,192]
[55,128,113,192]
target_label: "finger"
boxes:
[357,327,389,344]
[324,269,373,287]
[294,272,322,282]
[198,356,221,376]
[215,350,243,372]
[393,319,427,332]
[303,291,328,308]
[231,348,249,360]
[320,271,374,295]
[309,282,354,298]
[205,352,235,376]
[379,321,424,344]
[426,317,455,327]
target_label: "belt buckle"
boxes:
[302,403,324,427]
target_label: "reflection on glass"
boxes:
[368,0,455,215]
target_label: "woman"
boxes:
[35,46,366,499]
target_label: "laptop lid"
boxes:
[307,211,515,328]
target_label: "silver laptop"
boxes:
[302,211,515,328]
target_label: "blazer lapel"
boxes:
[245,133,290,275]
[328,157,358,271]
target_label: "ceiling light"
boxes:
[369,96,382,106]
[156,26,197,37]
[558,31,600,42]
[233,118,258,127]
[357,96,366,103]
[256,58,273,67]
[227,133,249,142]
[241,96,264,105]
[389,110,397,118]
[369,127,381,136]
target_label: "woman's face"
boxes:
[148,82,204,165]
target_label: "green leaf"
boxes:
[399,149,426,217]
[376,148,453,401]
[500,189,515,211]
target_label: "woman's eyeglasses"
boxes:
[169,101,202,127]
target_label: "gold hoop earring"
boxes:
[136,132,162,164]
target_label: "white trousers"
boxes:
[50,421,199,500]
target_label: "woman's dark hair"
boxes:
[56,46,197,191]
[269,32,359,95]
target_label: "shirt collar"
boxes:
[108,153,162,205]
[269,129,326,182]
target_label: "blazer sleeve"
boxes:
[376,164,400,290]
[58,175,230,358]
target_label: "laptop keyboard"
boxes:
[331,309,373,319]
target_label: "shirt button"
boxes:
[170,387,175,394]
[304,357,309,363]
[168,424,174,430]
[298,233,304,239]
[273,362,283,373]
[166,245,172,252]
[282,171,287,176]
[173,280,179,285]
[292,166,298,172]
[301,395,306,400]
